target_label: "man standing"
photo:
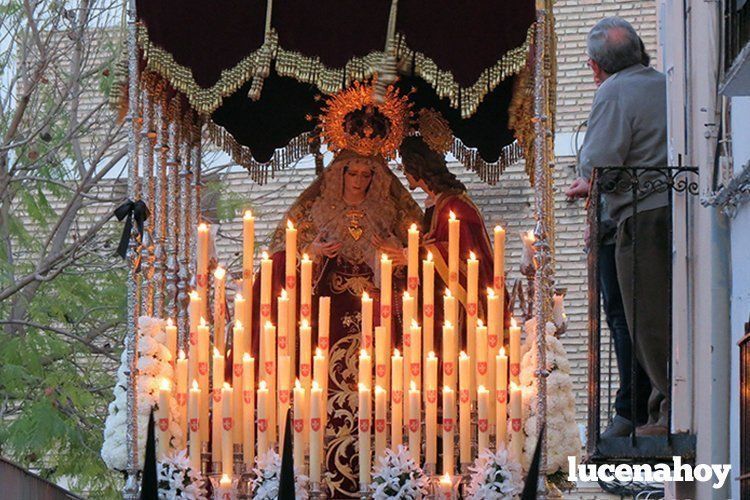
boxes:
[567,17,670,436]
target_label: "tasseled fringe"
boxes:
[207,122,313,185]
[450,138,524,186]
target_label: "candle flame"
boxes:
[235,293,244,302]
[511,317,517,328]
[459,351,468,360]
[403,291,411,299]
[166,318,174,327]
[500,347,506,356]
[449,211,456,221]
[214,266,226,280]
[358,383,368,391]
[427,351,436,359]
[265,321,274,330]
[487,287,495,297]
[360,349,370,358]
[235,319,244,330]
[302,253,310,262]
[411,319,419,328]
[220,473,231,485]
[243,352,252,362]
[375,385,385,394]
[441,473,452,484]
[178,350,186,360]
[262,250,269,260]
[443,385,453,393]
[160,379,170,391]
[199,317,207,327]
[445,289,452,298]
[223,382,231,390]
[478,385,487,393]
[393,348,401,357]
[287,219,295,230]
[243,210,253,220]
[526,229,535,241]
[312,380,320,390]
[444,320,453,328]
[280,289,288,300]
[510,381,519,391]
[426,251,433,262]
[410,380,417,391]
[477,319,484,328]
[495,224,503,233]
[301,319,309,329]
[381,253,390,262]
[189,290,200,301]
[295,379,302,389]
[410,222,418,231]
[362,291,370,300]
[192,379,199,390]
[198,223,208,232]
[315,347,323,358]
[214,347,221,357]
[259,380,268,390]
[469,251,476,260]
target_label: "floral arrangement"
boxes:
[466,447,523,499]
[519,321,581,478]
[101,316,183,471]
[249,449,309,500]
[370,445,429,499]
[157,449,207,499]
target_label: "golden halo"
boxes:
[319,80,412,159]
[417,108,453,155]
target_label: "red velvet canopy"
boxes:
[134,0,537,176]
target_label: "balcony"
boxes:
[720,0,750,95]
[584,166,698,494]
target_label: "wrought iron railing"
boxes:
[725,0,750,71]
[585,167,698,475]
[740,314,750,498]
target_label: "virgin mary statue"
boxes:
[261,149,421,497]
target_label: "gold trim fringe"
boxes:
[450,137,524,186]
[206,122,314,185]
[133,22,534,118]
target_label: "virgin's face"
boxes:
[343,160,374,200]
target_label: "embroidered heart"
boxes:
[261,304,271,318]
[460,389,469,404]
[301,363,310,377]
[376,364,386,378]
[478,362,487,375]
[404,333,411,347]
[176,393,187,406]
[190,331,197,346]
[364,335,372,348]
[444,362,454,376]
[279,390,289,404]
[197,274,207,288]
[410,363,420,377]
[348,226,363,241]
[319,337,329,349]
[393,390,403,404]
[243,269,252,279]
[265,361,274,375]
[198,362,208,376]
[213,388,222,402]
[427,390,437,404]
[408,276,419,291]
[496,389,507,404]
[494,275,504,290]
[301,304,311,318]
[467,303,477,317]
[278,336,287,349]
[488,335,498,348]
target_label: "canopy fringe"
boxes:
[132,22,533,118]
[450,137,524,186]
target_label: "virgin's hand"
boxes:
[309,234,342,259]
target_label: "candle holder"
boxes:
[212,461,222,475]
[233,444,244,475]
[236,472,253,499]
[423,463,436,476]
[208,473,239,499]
[359,484,372,499]
[201,442,210,477]
[459,463,472,498]
[430,473,461,500]
[310,481,327,499]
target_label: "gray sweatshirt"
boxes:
[579,64,668,226]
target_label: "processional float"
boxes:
[115,0,558,497]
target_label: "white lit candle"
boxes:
[509,318,521,384]
[477,385,490,453]
[285,220,298,372]
[242,353,255,467]
[260,251,273,324]
[358,383,372,487]
[496,348,508,447]
[212,347,225,462]
[198,317,210,442]
[408,381,421,463]
[407,223,420,296]
[391,349,403,447]
[242,210,255,346]
[165,318,177,367]
[359,349,372,390]
[188,379,201,472]
[188,291,201,400]
[380,253,393,360]
[214,267,227,353]
[196,223,210,317]
[277,355,291,446]
[439,473,453,500]
[262,321,277,444]
[442,386,455,476]
[487,288,501,431]
[217,474,233,500]
[176,351,188,447]
[232,323,245,445]
[442,321,457,393]
[157,378,171,460]
[257,380,269,455]
[458,351,471,465]
[375,325,388,390]
[425,352,438,466]
[374,385,387,459]
[221,383,233,474]
[510,382,522,461]
[422,251,435,362]
[448,212,459,296]
[293,379,307,475]
[466,252,478,400]
[361,291,373,356]
[444,289,457,333]
[300,254,312,323]
[309,381,323,483]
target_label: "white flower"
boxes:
[157,449,206,499]
[467,446,523,499]
[370,445,429,500]
[249,449,309,499]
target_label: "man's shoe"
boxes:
[635,423,668,436]
[601,415,634,439]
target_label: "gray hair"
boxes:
[587,17,642,74]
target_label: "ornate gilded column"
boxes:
[140,92,156,316]
[124,0,142,496]
[153,99,169,317]
[166,100,181,321]
[177,129,193,351]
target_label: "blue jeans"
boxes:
[599,242,651,425]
